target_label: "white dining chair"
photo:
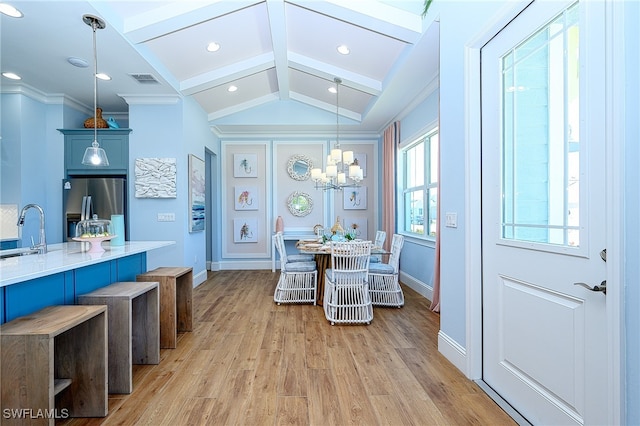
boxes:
[369,230,387,263]
[273,232,317,304]
[274,232,314,264]
[368,234,405,307]
[323,240,373,325]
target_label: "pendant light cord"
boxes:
[92,19,98,147]
[335,77,341,150]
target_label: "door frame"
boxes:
[461,0,624,423]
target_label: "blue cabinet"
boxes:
[59,128,131,176]
[1,252,146,324]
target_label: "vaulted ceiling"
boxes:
[1,1,439,134]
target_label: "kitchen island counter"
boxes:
[0,241,174,287]
[0,241,174,324]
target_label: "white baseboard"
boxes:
[193,269,207,288]
[217,260,273,270]
[399,271,433,301]
[437,330,467,374]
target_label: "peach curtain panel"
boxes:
[382,122,400,252]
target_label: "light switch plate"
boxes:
[157,213,176,222]
[445,212,457,228]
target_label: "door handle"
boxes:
[574,280,606,295]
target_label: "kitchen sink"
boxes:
[0,248,41,260]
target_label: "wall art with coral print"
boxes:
[233,218,258,243]
[234,186,258,210]
[343,186,367,210]
[233,153,258,177]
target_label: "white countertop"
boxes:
[0,241,174,287]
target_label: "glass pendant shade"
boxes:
[81,14,109,167]
[82,140,110,166]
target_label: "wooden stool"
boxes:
[136,267,193,349]
[77,281,160,394]
[1,305,108,424]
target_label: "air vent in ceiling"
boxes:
[129,73,159,84]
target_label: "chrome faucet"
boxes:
[17,203,47,254]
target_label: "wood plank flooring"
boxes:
[59,270,516,425]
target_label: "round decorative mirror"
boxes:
[287,191,313,217]
[287,155,313,181]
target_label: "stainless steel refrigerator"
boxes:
[62,177,127,241]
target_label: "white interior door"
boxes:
[481,1,607,424]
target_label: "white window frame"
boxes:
[398,127,439,242]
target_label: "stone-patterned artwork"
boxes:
[135,158,177,198]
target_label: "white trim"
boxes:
[193,269,207,288]
[118,94,181,105]
[221,141,272,259]
[465,44,483,380]
[218,260,273,270]
[437,330,467,373]
[399,270,432,301]
[464,1,624,423]
[2,83,91,113]
[605,0,626,423]
[464,0,548,383]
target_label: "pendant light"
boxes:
[311,78,362,191]
[81,14,109,167]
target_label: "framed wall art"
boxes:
[134,158,177,198]
[233,153,258,178]
[343,186,367,210]
[352,153,367,177]
[343,217,368,240]
[188,154,205,232]
[233,218,258,243]
[234,186,258,210]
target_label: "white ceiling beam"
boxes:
[266,0,290,100]
[288,52,381,96]
[208,93,279,120]
[122,0,261,44]
[290,92,361,122]
[287,0,422,43]
[180,53,275,95]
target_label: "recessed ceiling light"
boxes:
[328,86,337,94]
[68,57,89,68]
[207,42,220,52]
[0,3,23,18]
[228,85,238,92]
[337,45,350,55]
[96,73,111,81]
[2,72,21,80]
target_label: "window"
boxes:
[400,129,438,239]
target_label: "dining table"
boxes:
[296,239,390,306]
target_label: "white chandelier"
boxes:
[311,78,363,191]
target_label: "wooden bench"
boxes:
[77,281,160,394]
[1,305,108,425]
[136,267,193,349]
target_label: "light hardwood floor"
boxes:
[60,270,516,425]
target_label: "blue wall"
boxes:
[397,89,439,294]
